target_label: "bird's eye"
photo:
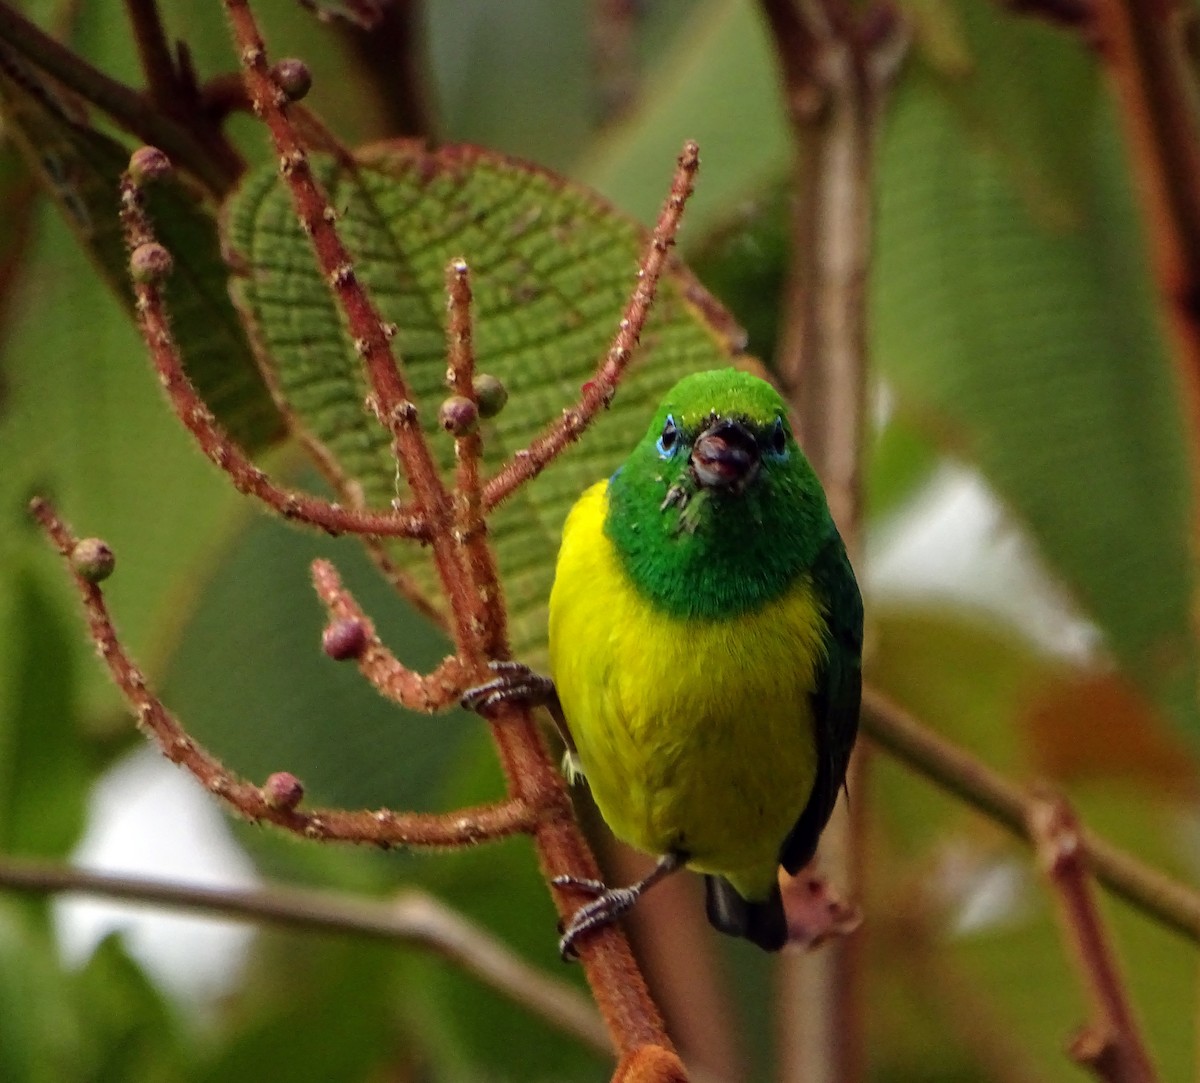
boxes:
[767,417,789,458]
[656,415,679,458]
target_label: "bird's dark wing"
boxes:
[779,531,863,875]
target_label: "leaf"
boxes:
[576,0,789,235]
[871,10,1199,738]
[72,935,186,1083]
[0,565,87,857]
[223,142,745,660]
[0,44,282,451]
[1020,671,1197,791]
[0,902,83,1083]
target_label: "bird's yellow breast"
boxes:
[548,481,827,900]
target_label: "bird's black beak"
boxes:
[690,419,760,491]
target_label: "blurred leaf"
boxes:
[864,411,941,523]
[297,0,388,30]
[0,565,87,857]
[426,1,592,169]
[1021,671,1198,791]
[576,0,789,235]
[871,9,1198,738]
[0,46,282,451]
[687,178,789,364]
[73,935,186,1083]
[224,143,745,661]
[195,937,398,1083]
[0,198,245,724]
[0,901,83,1083]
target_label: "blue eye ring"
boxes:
[656,415,680,459]
[765,416,789,459]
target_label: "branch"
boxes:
[1028,795,1157,1082]
[0,856,610,1056]
[118,159,430,542]
[29,497,535,849]
[312,558,466,711]
[0,1,235,195]
[862,686,1200,943]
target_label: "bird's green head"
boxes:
[605,368,835,619]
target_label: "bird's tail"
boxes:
[704,876,787,951]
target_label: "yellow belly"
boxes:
[548,481,827,901]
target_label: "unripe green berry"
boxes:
[473,374,508,419]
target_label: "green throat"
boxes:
[603,372,835,622]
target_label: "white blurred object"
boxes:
[54,746,260,1008]
[867,463,1102,663]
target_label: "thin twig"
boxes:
[0,1,234,194]
[862,686,1200,942]
[118,168,429,542]
[29,497,534,849]
[312,559,467,711]
[1028,794,1157,1082]
[444,259,509,659]
[481,140,700,511]
[122,0,183,113]
[0,856,610,1055]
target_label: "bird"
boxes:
[466,367,862,956]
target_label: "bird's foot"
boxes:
[551,852,687,961]
[461,661,556,715]
[553,880,642,960]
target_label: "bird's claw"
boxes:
[551,874,607,896]
[461,660,555,715]
[555,882,640,961]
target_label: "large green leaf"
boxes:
[871,12,1198,736]
[223,143,744,659]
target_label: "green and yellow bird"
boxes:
[469,368,862,955]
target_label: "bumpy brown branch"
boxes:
[444,259,509,658]
[1028,795,1157,1082]
[30,497,533,848]
[482,140,700,511]
[117,165,429,541]
[312,558,466,712]
[0,855,610,1055]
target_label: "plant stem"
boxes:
[1028,795,1158,1082]
[0,856,611,1055]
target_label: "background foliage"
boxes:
[0,1,1196,1080]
